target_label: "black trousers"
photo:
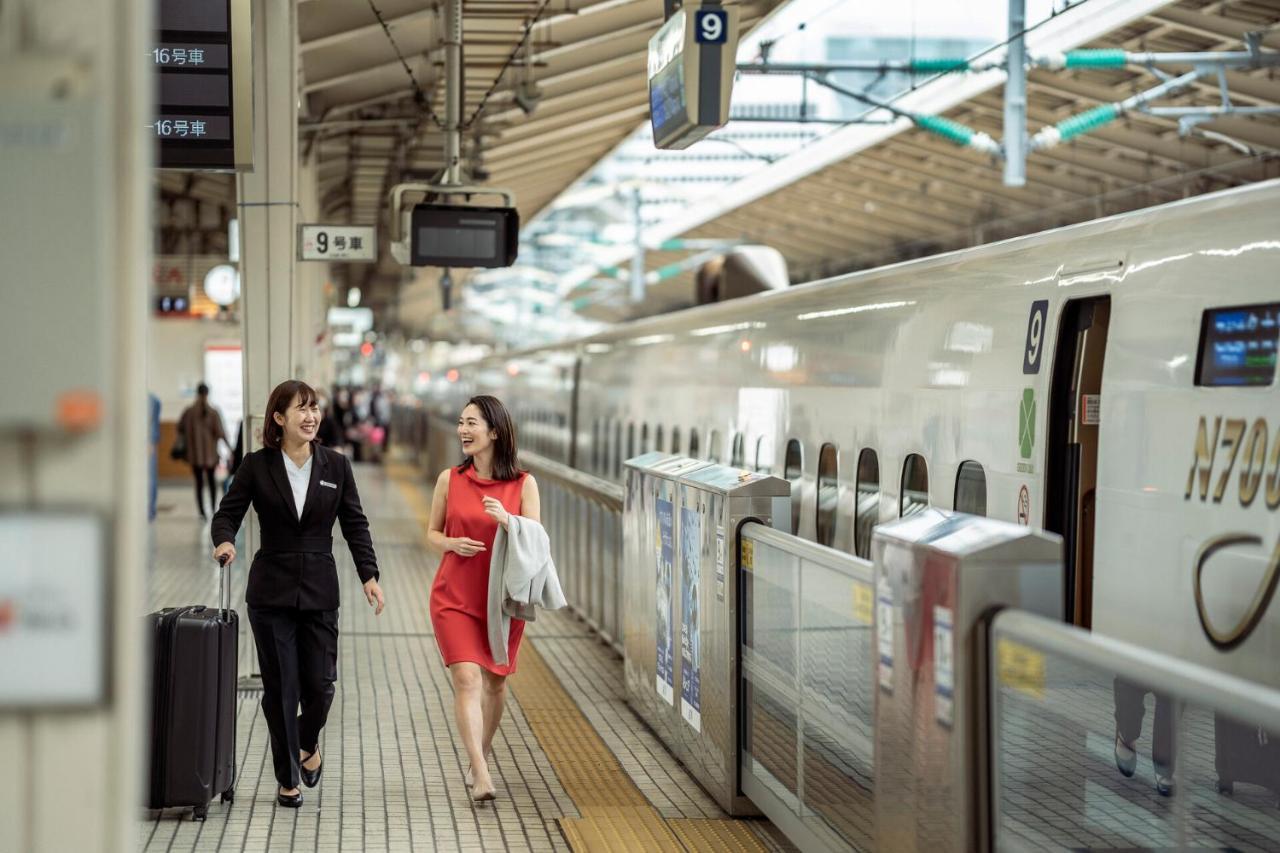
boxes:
[1114,677,1176,771]
[247,605,339,789]
[193,466,218,517]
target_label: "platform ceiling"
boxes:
[156,0,1280,335]
[157,0,787,312]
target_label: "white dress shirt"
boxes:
[283,451,313,520]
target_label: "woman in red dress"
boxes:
[427,395,540,802]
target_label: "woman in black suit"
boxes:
[212,380,386,808]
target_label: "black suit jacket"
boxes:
[212,444,379,610]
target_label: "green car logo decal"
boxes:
[1019,388,1036,460]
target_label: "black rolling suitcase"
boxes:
[147,557,237,820]
[1214,713,1280,804]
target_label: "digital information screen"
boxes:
[648,13,689,145]
[647,5,738,150]
[410,205,519,269]
[154,0,249,170]
[1196,302,1280,387]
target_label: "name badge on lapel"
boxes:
[320,480,337,489]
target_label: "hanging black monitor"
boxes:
[410,204,519,269]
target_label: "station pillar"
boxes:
[234,0,299,655]
[0,0,150,850]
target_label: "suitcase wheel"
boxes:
[1217,779,1234,795]
[192,805,208,821]
[221,789,235,804]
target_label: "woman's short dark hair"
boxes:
[263,380,318,449]
[456,395,522,481]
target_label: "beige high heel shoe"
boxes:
[471,779,496,802]
[469,762,496,802]
[464,751,492,788]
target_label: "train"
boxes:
[406,178,1280,688]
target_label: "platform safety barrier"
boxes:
[988,610,1280,852]
[518,449,624,651]
[623,453,792,815]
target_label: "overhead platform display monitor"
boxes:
[648,3,740,150]
[410,204,519,269]
[154,0,253,171]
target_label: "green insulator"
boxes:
[1064,49,1127,68]
[914,114,975,146]
[657,239,685,251]
[654,262,685,281]
[911,58,970,73]
[1057,103,1120,141]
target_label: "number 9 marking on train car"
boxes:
[695,9,728,44]
[1023,300,1049,374]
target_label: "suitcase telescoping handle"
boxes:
[217,554,232,620]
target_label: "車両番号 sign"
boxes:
[154,0,252,171]
[298,225,378,262]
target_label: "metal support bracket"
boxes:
[388,181,516,244]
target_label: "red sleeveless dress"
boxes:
[429,465,528,675]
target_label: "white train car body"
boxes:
[426,179,1280,687]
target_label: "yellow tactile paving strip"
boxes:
[389,463,770,853]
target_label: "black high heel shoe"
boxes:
[300,750,323,788]
[277,788,303,808]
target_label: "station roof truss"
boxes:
[296,0,787,296]
[569,0,1280,324]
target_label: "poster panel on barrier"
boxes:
[656,497,675,705]
[680,505,702,731]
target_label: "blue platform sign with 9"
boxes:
[694,9,728,44]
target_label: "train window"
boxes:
[707,429,722,462]
[954,461,987,516]
[591,420,600,473]
[689,429,700,458]
[670,427,681,454]
[901,454,929,518]
[817,443,839,547]
[756,435,775,473]
[627,422,636,462]
[655,425,664,454]
[641,423,650,453]
[614,421,623,478]
[784,439,804,534]
[731,432,745,468]
[855,449,880,560]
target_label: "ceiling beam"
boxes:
[1148,7,1280,49]
[483,103,647,159]
[302,8,436,53]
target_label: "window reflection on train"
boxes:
[899,454,930,520]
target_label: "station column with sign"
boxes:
[233,0,300,671]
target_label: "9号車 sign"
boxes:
[298,225,378,262]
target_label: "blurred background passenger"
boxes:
[317,392,342,449]
[177,382,229,519]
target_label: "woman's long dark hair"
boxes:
[263,380,318,449]
[456,395,522,481]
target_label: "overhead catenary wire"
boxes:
[463,0,556,129]
[366,0,446,129]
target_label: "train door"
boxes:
[1044,296,1111,628]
